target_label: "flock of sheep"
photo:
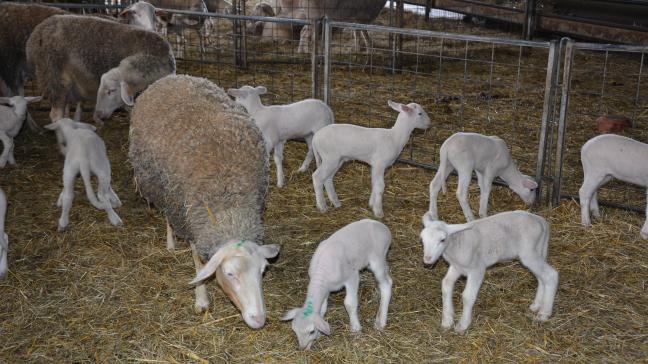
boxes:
[1,0,647,351]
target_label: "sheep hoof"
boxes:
[374,320,386,331]
[454,324,468,333]
[350,324,362,333]
[194,304,208,315]
[57,224,68,232]
[641,230,648,240]
[535,312,550,322]
[529,303,541,313]
[298,166,308,173]
[441,320,453,331]
[373,210,384,218]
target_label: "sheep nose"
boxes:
[246,314,266,329]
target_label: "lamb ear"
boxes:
[446,223,471,236]
[281,308,300,321]
[227,88,244,98]
[314,315,330,335]
[523,178,538,190]
[254,86,267,95]
[73,122,97,131]
[44,123,59,131]
[25,96,43,104]
[422,211,436,227]
[118,8,131,19]
[120,80,135,106]
[257,244,280,259]
[189,248,228,285]
[387,100,401,112]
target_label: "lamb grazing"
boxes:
[420,210,559,333]
[227,85,334,187]
[26,14,175,127]
[282,219,392,350]
[428,132,538,222]
[0,187,7,278]
[0,96,43,168]
[312,100,430,218]
[579,134,648,239]
[45,118,122,231]
[596,115,631,134]
[129,75,280,329]
[0,2,67,132]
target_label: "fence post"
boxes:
[523,0,536,40]
[552,38,575,206]
[311,19,320,99]
[323,17,332,105]
[535,39,560,204]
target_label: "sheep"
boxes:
[282,219,392,350]
[0,96,43,168]
[44,118,122,231]
[596,115,631,134]
[0,2,67,132]
[129,75,280,329]
[0,187,7,279]
[312,100,430,218]
[428,132,538,222]
[227,85,334,187]
[26,14,175,128]
[247,0,305,41]
[420,210,559,333]
[579,134,648,239]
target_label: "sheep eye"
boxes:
[418,112,422,116]
[226,271,235,278]
[440,238,446,243]
[309,330,316,335]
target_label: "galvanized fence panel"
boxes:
[553,40,648,212]
[322,20,560,201]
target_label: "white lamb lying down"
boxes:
[428,132,538,222]
[227,85,334,187]
[0,187,7,278]
[420,210,558,333]
[45,119,122,231]
[312,100,431,217]
[282,219,393,350]
[579,134,648,239]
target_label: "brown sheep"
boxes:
[596,115,631,134]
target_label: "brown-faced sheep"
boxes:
[129,75,280,329]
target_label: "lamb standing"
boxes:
[0,96,42,167]
[428,132,538,222]
[420,211,559,333]
[282,219,392,350]
[0,187,7,278]
[45,119,122,231]
[129,75,280,329]
[26,15,175,127]
[227,85,334,187]
[312,100,430,217]
[579,134,648,239]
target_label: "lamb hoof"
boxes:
[57,224,68,232]
[194,304,209,315]
[332,201,342,209]
[298,166,308,173]
[535,312,550,322]
[373,211,384,218]
[317,205,328,213]
[350,324,362,333]
[441,320,453,331]
[374,320,386,331]
[109,216,123,227]
[529,303,541,313]
[454,324,468,333]
[641,230,648,240]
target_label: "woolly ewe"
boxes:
[227,85,334,187]
[428,132,538,222]
[579,134,648,239]
[312,100,430,217]
[420,211,558,332]
[282,219,392,350]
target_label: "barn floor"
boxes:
[0,104,646,362]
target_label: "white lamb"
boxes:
[44,118,122,231]
[227,85,334,187]
[0,96,42,167]
[579,134,648,239]
[420,210,559,333]
[312,100,431,218]
[428,132,538,222]
[282,219,393,350]
[0,187,8,278]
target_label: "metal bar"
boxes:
[552,39,575,206]
[523,0,536,40]
[323,17,332,105]
[535,40,559,203]
[599,50,609,115]
[631,52,644,127]
[310,19,319,99]
[559,193,644,213]
[396,159,513,188]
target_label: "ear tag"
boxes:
[235,240,245,248]
[303,298,314,317]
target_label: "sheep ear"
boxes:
[73,122,97,131]
[422,212,436,227]
[25,96,43,104]
[118,8,131,19]
[314,315,330,335]
[281,308,300,321]
[0,97,10,105]
[155,9,171,23]
[227,88,244,98]
[387,100,401,112]
[120,80,135,106]
[523,178,538,190]
[446,223,471,236]
[255,86,267,95]
[257,244,280,259]
[189,248,228,285]
[44,123,59,131]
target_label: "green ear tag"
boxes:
[235,240,245,248]
[303,299,314,317]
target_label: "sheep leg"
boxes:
[107,187,122,208]
[455,270,484,333]
[73,102,82,122]
[7,136,15,165]
[0,132,12,168]
[441,265,460,330]
[57,163,79,231]
[50,105,68,155]
[166,218,177,251]
[298,25,310,53]
[590,176,612,218]
[343,272,362,332]
[91,170,123,226]
[17,83,43,133]
[370,258,393,330]
[320,296,328,317]
[324,161,342,209]
[477,171,494,219]
[312,161,338,212]
[456,168,476,222]
[428,159,452,219]
[298,135,314,173]
[191,243,210,314]
[522,255,558,321]
[273,142,285,187]
[579,173,605,226]
[370,165,387,218]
